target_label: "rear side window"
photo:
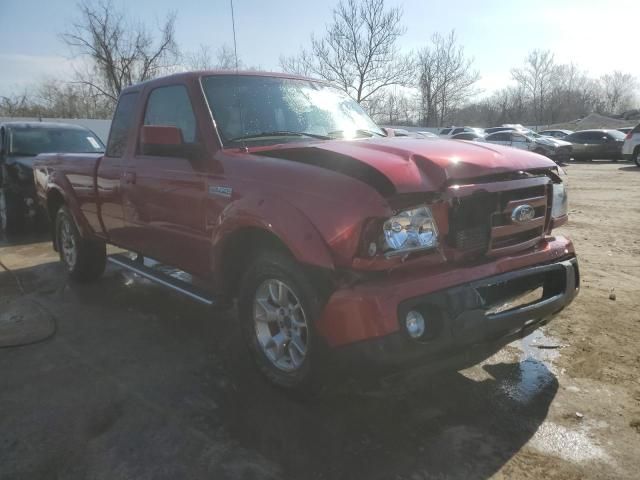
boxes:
[584,131,606,143]
[107,92,139,157]
[143,85,196,143]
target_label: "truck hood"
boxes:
[257,137,556,195]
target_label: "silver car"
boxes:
[484,130,571,164]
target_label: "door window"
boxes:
[488,132,510,142]
[106,92,139,157]
[143,85,197,144]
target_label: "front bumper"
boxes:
[317,236,579,373]
[336,257,578,373]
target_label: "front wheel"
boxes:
[633,148,640,167]
[55,205,106,281]
[238,250,323,389]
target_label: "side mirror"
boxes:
[383,127,395,137]
[140,125,200,159]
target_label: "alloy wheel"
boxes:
[253,279,309,372]
[60,218,77,269]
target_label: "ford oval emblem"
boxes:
[511,204,535,223]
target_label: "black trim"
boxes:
[255,147,396,197]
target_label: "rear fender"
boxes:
[44,171,94,238]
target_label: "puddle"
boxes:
[496,329,563,405]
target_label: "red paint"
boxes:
[33,71,576,350]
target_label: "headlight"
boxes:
[551,183,568,218]
[383,206,438,256]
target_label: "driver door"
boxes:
[510,133,531,151]
[122,84,210,275]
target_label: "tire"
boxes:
[0,188,24,234]
[238,249,324,389]
[55,205,106,281]
[633,148,640,167]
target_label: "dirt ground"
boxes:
[0,162,639,480]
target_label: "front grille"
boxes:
[447,178,550,257]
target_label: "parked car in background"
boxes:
[539,129,574,139]
[0,122,105,232]
[417,131,438,138]
[33,70,578,389]
[391,129,435,138]
[451,131,485,141]
[484,126,518,135]
[441,126,484,137]
[621,123,640,166]
[484,130,571,164]
[563,129,626,161]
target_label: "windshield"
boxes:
[201,75,384,146]
[9,127,105,156]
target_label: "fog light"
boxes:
[405,310,426,338]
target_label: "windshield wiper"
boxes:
[327,129,385,138]
[228,131,332,142]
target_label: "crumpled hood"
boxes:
[260,137,556,195]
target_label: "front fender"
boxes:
[211,195,335,271]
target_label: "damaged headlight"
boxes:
[383,206,438,256]
[551,182,568,219]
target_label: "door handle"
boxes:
[123,171,136,185]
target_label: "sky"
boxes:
[1,0,640,98]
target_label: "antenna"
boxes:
[230,0,239,71]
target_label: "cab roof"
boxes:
[121,70,322,95]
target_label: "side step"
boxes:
[108,254,217,306]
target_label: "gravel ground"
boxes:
[0,162,639,480]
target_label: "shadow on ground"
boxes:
[0,257,558,479]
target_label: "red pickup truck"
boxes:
[34,71,579,389]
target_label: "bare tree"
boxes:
[0,91,34,117]
[0,79,112,119]
[61,0,179,106]
[184,44,241,70]
[416,31,479,127]
[511,50,557,125]
[279,0,413,104]
[599,71,638,114]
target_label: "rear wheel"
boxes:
[0,189,24,234]
[55,205,106,281]
[238,250,323,389]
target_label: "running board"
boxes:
[108,254,216,306]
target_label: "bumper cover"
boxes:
[332,256,579,373]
